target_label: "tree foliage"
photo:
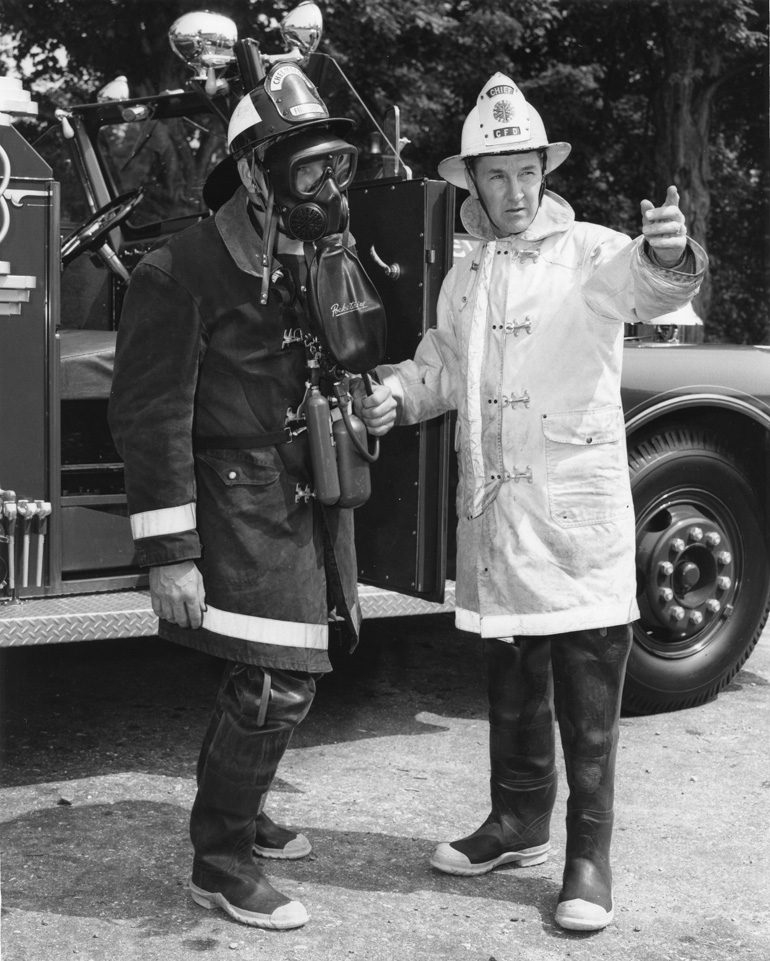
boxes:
[1,0,766,342]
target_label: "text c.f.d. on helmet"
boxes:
[438,72,571,188]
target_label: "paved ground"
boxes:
[0,614,768,961]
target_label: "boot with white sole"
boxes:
[431,637,557,876]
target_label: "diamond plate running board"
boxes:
[0,582,456,646]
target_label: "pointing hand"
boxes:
[640,185,687,267]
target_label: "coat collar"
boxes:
[460,189,575,244]
[214,185,304,276]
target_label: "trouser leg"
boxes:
[189,662,315,930]
[431,636,557,875]
[552,625,633,931]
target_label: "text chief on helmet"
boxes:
[227,62,357,245]
[437,72,571,237]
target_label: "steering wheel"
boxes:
[61,189,144,269]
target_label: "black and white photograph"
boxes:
[0,1,768,958]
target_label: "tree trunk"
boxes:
[651,2,722,333]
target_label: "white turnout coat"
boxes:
[379,191,707,639]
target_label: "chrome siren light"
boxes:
[280,2,323,57]
[169,11,238,80]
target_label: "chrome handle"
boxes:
[369,245,401,280]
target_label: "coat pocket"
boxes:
[195,448,296,544]
[542,406,631,528]
[197,448,283,488]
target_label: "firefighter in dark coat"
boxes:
[109,64,387,930]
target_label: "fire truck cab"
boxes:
[0,9,456,640]
[1,5,769,715]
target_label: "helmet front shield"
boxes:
[227,63,352,159]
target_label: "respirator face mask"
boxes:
[264,130,358,242]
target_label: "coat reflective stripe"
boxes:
[455,603,640,639]
[203,605,328,649]
[130,503,197,539]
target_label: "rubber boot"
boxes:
[189,663,316,930]
[252,811,312,860]
[552,626,632,932]
[431,637,557,875]
[197,671,312,861]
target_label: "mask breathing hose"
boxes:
[259,183,277,305]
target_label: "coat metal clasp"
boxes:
[282,327,304,349]
[284,407,308,442]
[294,484,314,503]
[501,391,531,409]
[505,466,533,484]
[505,316,532,336]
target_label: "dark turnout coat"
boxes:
[109,186,361,672]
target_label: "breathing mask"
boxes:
[263,128,358,242]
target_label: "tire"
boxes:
[625,426,770,714]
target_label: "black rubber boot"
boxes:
[431,637,557,876]
[196,666,313,862]
[252,811,312,860]
[189,663,316,930]
[552,626,632,931]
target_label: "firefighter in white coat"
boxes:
[356,73,707,931]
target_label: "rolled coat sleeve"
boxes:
[108,261,203,567]
[582,235,708,324]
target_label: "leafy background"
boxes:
[1,0,767,343]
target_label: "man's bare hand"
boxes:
[640,185,687,267]
[150,560,206,629]
[351,380,397,436]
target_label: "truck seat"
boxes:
[59,328,116,400]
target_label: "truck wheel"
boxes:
[625,426,770,714]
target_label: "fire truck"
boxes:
[1,3,769,714]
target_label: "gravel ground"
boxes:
[1,614,768,961]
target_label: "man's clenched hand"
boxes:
[351,380,397,436]
[150,560,206,629]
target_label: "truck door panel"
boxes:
[347,179,454,601]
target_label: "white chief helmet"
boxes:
[438,72,571,188]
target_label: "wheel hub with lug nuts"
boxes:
[637,505,736,640]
